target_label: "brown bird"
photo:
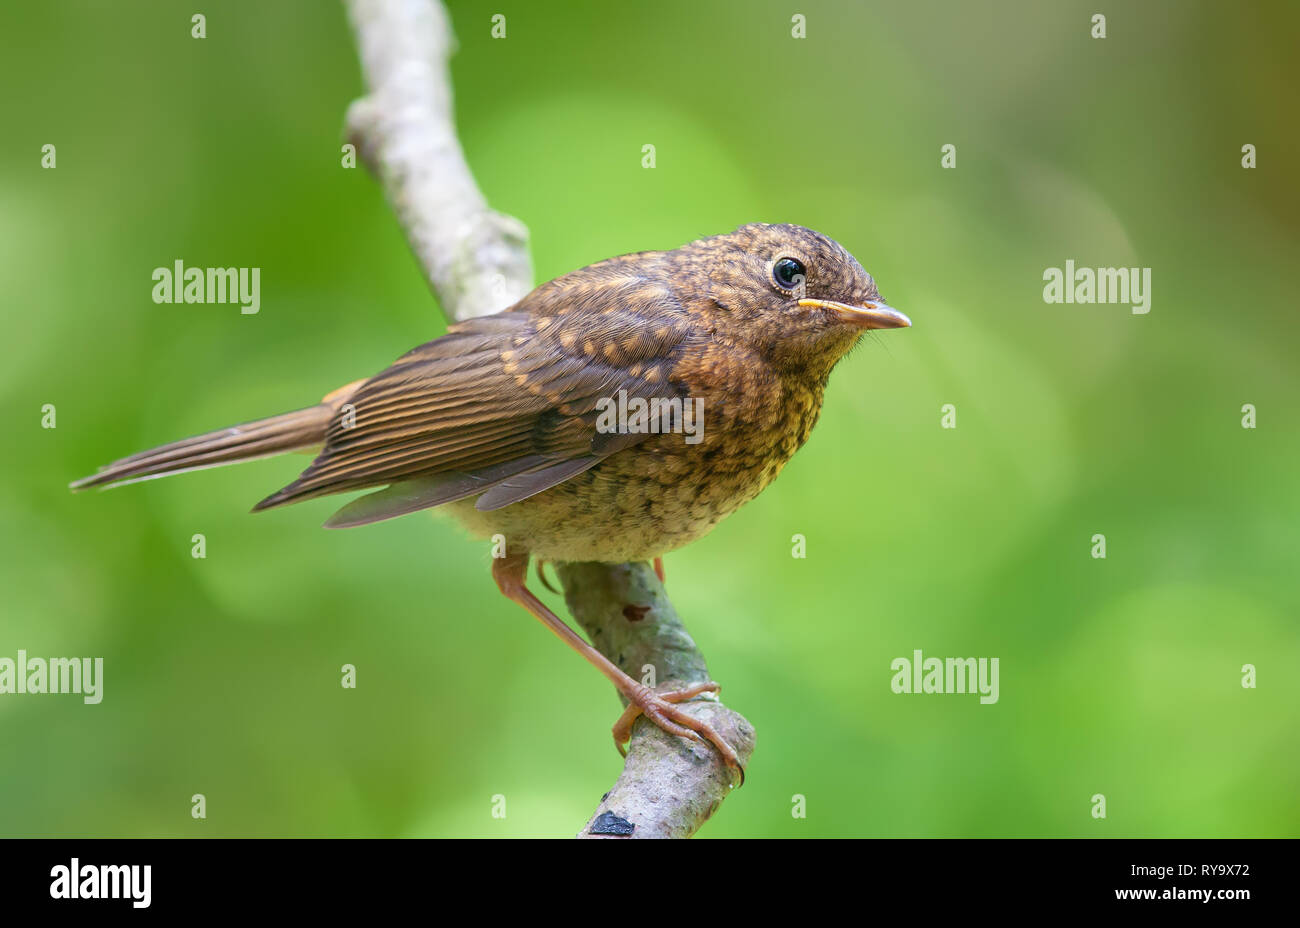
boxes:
[71,223,910,773]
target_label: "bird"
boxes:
[71,222,911,775]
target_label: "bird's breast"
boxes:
[447,348,827,563]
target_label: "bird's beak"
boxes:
[799,299,911,329]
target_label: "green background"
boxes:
[1,0,1296,837]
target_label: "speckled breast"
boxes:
[446,371,827,562]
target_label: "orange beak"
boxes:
[799,298,912,330]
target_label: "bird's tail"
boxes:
[69,380,363,493]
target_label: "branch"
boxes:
[343,0,531,320]
[342,0,753,838]
[560,563,754,838]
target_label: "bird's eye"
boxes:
[772,257,806,291]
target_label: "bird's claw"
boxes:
[611,681,744,783]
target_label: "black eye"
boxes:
[772,257,806,290]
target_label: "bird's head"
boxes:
[672,222,910,377]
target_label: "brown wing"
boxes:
[253,287,690,523]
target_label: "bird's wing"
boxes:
[254,302,690,525]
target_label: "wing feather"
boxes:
[255,290,690,519]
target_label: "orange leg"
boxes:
[491,553,740,774]
[653,556,665,584]
[535,558,560,594]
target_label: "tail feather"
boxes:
[70,405,335,492]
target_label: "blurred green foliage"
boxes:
[1,0,1296,837]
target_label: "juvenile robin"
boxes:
[72,222,910,774]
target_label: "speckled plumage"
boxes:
[72,222,909,770]
[271,223,897,560]
[74,223,905,564]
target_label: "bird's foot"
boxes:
[612,681,743,781]
[653,556,665,583]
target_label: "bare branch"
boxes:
[343,0,531,321]
[560,562,754,839]
[342,0,752,838]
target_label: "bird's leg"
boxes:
[491,552,741,774]
[535,558,560,595]
[653,556,665,584]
